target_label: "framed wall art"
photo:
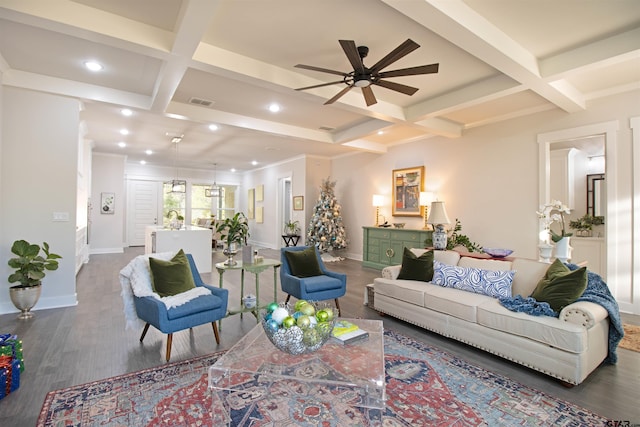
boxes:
[256,206,264,223]
[256,184,264,202]
[101,192,115,214]
[293,196,304,211]
[248,188,255,219]
[392,166,424,217]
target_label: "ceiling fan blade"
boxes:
[378,63,439,78]
[373,79,419,96]
[339,40,365,74]
[369,39,420,73]
[295,81,345,91]
[324,85,353,105]
[295,64,348,77]
[362,86,377,106]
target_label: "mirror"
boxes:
[587,174,605,216]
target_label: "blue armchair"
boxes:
[133,254,228,361]
[280,246,346,315]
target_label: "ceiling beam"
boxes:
[382,0,586,112]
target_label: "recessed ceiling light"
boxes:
[139,160,146,165]
[120,129,129,135]
[230,168,236,172]
[268,103,280,113]
[251,160,258,166]
[84,60,103,72]
[121,108,133,117]
[208,124,219,131]
[145,149,153,155]
[118,142,126,148]
[377,130,384,135]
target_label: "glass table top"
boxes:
[209,318,385,410]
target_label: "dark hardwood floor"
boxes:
[0,246,638,426]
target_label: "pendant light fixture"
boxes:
[206,163,221,197]
[169,135,186,193]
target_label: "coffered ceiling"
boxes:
[0,0,638,172]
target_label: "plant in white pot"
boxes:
[7,240,62,319]
[216,212,250,265]
[284,220,300,236]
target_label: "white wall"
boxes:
[91,153,126,253]
[238,155,332,250]
[332,90,640,313]
[1,87,79,314]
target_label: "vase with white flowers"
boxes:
[536,200,573,262]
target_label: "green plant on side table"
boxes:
[7,239,62,319]
[284,220,300,236]
[216,212,250,265]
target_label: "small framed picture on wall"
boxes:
[101,192,115,214]
[293,196,304,211]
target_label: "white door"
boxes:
[127,180,160,246]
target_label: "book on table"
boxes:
[332,320,369,344]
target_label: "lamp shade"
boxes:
[427,201,450,225]
[419,191,434,206]
[372,194,384,207]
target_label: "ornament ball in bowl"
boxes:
[261,300,336,355]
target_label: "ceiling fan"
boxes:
[294,39,439,106]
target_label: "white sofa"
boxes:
[370,249,610,385]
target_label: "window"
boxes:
[191,184,214,223]
[162,182,185,227]
[161,182,237,225]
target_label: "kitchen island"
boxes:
[145,225,212,273]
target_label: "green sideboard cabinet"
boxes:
[362,227,432,269]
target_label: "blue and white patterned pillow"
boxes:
[433,260,515,298]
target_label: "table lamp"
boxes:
[419,192,435,230]
[427,201,451,249]
[372,195,384,226]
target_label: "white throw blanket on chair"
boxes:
[119,251,211,330]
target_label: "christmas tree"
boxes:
[307,177,348,252]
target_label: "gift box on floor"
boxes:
[0,355,20,399]
[0,334,24,373]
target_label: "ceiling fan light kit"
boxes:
[295,39,439,106]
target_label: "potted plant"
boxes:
[216,212,250,265]
[284,220,300,236]
[570,214,604,237]
[7,240,62,319]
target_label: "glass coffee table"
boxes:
[209,318,385,425]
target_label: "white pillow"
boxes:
[433,260,515,298]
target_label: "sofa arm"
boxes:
[381,265,401,280]
[559,301,608,328]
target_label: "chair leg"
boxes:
[140,323,150,342]
[166,333,173,362]
[212,322,221,344]
[334,298,341,316]
[285,294,291,304]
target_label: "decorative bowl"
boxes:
[260,301,336,355]
[393,223,406,228]
[483,248,513,258]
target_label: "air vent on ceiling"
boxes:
[188,97,215,107]
[319,126,335,131]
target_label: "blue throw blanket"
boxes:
[499,264,623,364]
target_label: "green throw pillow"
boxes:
[285,246,323,278]
[397,248,434,282]
[530,259,587,312]
[149,249,196,297]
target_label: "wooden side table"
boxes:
[214,259,281,327]
[281,234,300,247]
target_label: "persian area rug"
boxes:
[37,330,606,426]
[620,324,640,353]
